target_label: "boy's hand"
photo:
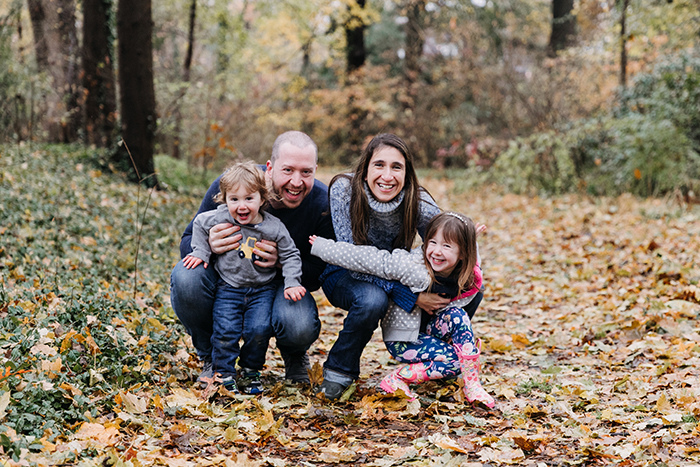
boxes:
[253,239,278,268]
[183,255,207,269]
[209,223,242,254]
[284,286,306,302]
[309,235,317,245]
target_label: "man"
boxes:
[170,131,334,384]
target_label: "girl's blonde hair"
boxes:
[422,211,478,294]
[213,161,270,209]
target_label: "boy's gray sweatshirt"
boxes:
[189,205,302,289]
[311,237,477,342]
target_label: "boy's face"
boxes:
[225,185,264,225]
[266,142,317,209]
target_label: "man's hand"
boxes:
[253,239,279,268]
[284,285,306,302]
[209,223,242,255]
[183,255,207,270]
[416,292,450,314]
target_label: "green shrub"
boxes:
[574,114,700,197]
[488,113,700,197]
[617,50,700,152]
[155,154,218,193]
[487,131,577,195]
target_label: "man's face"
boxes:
[266,142,317,209]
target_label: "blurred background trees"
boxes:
[1,0,699,196]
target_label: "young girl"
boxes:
[184,161,306,394]
[310,211,494,407]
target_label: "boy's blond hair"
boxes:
[213,161,270,209]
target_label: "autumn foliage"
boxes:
[1,146,699,465]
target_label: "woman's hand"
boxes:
[209,223,242,255]
[253,239,279,268]
[416,292,450,314]
[183,255,207,269]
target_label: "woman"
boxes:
[318,133,464,400]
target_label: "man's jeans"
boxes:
[170,261,321,363]
[212,281,276,375]
[323,271,389,382]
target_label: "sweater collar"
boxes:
[363,181,405,213]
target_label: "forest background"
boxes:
[1,0,699,196]
[2,0,700,465]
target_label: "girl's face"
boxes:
[225,184,264,225]
[425,227,461,277]
[365,146,406,203]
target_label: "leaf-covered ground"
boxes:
[2,146,700,466]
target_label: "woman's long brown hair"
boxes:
[329,133,425,250]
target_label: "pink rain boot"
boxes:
[455,338,495,408]
[379,362,430,400]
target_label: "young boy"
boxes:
[183,161,305,394]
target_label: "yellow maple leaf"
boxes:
[655,392,672,414]
[119,391,148,414]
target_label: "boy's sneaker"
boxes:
[238,367,264,395]
[219,375,240,394]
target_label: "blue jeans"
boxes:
[323,271,389,381]
[212,281,276,375]
[170,261,321,362]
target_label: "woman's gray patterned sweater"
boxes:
[311,237,477,343]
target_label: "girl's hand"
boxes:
[253,240,278,268]
[309,235,317,245]
[416,292,450,314]
[183,255,207,269]
[284,286,306,302]
[476,223,487,237]
[209,223,242,255]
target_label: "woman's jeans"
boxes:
[170,261,321,364]
[212,281,276,375]
[323,271,389,382]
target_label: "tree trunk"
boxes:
[345,0,366,74]
[343,0,367,165]
[619,0,629,88]
[26,0,48,68]
[172,0,196,160]
[548,0,576,56]
[82,0,117,148]
[117,0,158,187]
[26,0,81,143]
[403,0,426,164]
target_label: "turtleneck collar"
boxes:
[363,181,405,213]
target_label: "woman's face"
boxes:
[365,146,406,203]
